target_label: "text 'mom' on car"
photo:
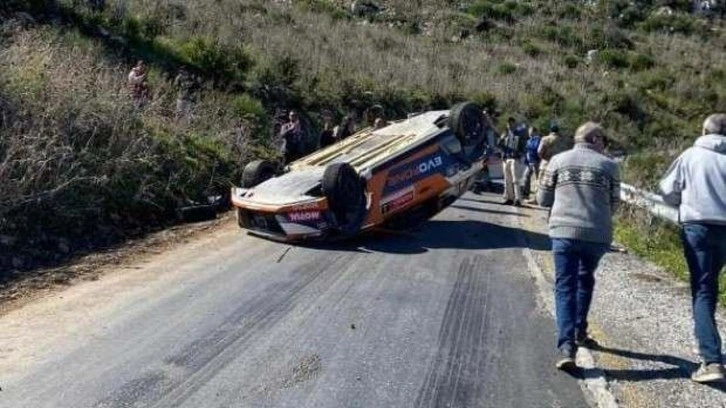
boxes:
[231,102,493,242]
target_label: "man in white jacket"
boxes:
[659,113,726,383]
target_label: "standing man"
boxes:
[280,110,305,165]
[499,117,526,206]
[334,114,356,141]
[127,60,149,108]
[537,122,620,371]
[538,123,571,181]
[319,113,336,148]
[659,113,726,383]
[522,126,542,201]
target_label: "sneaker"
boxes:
[513,200,522,207]
[575,331,598,348]
[691,363,726,383]
[555,349,577,371]
[502,199,513,205]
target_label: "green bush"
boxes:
[563,54,580,69]
[536,24,584,49]
[232,94,266,121]
[468,0,534,22]
[639,13,702,36]
[497,62,517,75]
[296,0,350,20]
[521,41,542,57]
[179,37,254,84]
[629,52,656,72]
[597,49,630,69]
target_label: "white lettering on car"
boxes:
[287,211,321,222]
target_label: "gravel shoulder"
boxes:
[520,204,726,408]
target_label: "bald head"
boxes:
[703,114,726,135]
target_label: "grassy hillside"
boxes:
[1,0,725,271]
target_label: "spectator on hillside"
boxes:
[173,67,199,122]
[319,113,336,148]
[538,123,571,180]
[537,122,620,372]
[498,116,527,206]
[127,60,149,108]
[334,114,356,141]
[522,126,542,202]
[280,110,306,165]
[659,113,726,383]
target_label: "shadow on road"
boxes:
[304,219,552,255]
[588,345,726,392]
[449,204,528,217]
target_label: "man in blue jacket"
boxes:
[659,113,726,383]
[522,126,541,201]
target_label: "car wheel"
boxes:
[449,102,485,147]
[322,162,366,234]
[242,160,277,188]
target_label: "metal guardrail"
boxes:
[619,183,679,224]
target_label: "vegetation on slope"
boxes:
[1,0,725,274]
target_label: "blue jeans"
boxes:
[552,238,609,352]
[682,223,726,365]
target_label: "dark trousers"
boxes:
[682,223,726,364]
[552,238,609,352]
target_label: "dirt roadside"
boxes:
[0,213,236,317]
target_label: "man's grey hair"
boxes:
[703,114,726,135]
[574,122,606,144]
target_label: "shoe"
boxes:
[513,200,522,207]
[691,363,726,383]
[502,199,513,205]
[575,331,598,348]
[555,348,577,371]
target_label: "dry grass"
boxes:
[1,0,725,271]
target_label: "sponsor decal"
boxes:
[287,211,321,222]
[381,187,415,215]
[290,202,321,211]
[385,154,444,192]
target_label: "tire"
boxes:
[242,160,277,188]
[449,102,485,147]
[322,162,366,234]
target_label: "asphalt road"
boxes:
[0,192,588,408]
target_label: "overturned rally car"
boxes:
[231,102,490,242]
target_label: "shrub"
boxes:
[597,49,630,69]
[468,0,534,23]
[629,52,655,72]
[639,13,702,36]
[232,94,266,121]
[563,54,580,69]
[179,37,253,85]
[521,41,542,57]
[497,62,517,75]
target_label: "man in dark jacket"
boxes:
[280,110,306,164]
[659,113,726,383]
[499,117,527,206]
[538,122,620,371]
